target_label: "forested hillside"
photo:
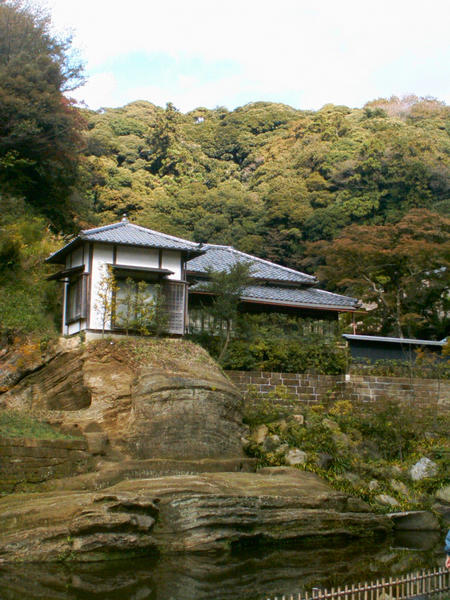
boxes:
[0,0,449,342]
[81,98,449,265]
[78,98,450,338]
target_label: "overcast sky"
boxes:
[45,0,450,113]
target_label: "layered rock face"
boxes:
[129,368,243,459]
[0,337,394,563]
[1,338,245,462]
[0,469,391,562]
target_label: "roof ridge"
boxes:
[204,244,316,281]
[81,221,125,236]
[310,287,359,303]
[128,222,200,247]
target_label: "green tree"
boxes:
[93,265,118,337]
[0,197,60,342]
[203,261,253,362]
[305,209,450,338]
[115,279,168,336]
[0,0,86,229]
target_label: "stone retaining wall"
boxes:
[226,371,344,406]
[226,371,450,412]
[0,437,94,494]
[345,374,449,410]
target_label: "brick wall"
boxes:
[226,371,450,412]
[0,437,94,494]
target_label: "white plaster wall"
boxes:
[90,244,114,330]
[67,321,82,335]
[71,246,83,267]
[162,250,181,280]
[116,246,159,268]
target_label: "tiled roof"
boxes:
[47,220,203,263]
[187,244,317,285]
[191,282,359,310]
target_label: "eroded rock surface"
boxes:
[1,338,244,461]
[0,469,391,562]
[128,367,244,459]
[0,339,394,563]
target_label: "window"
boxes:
[114,279,156,327]
[165,282,186,334]
[66,275,87,322]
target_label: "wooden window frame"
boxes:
[66,274,88,324]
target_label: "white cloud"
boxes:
[45,0,450,111]
[71,72,118,108]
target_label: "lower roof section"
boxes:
[190,283,359,312]
[343,334,446,346]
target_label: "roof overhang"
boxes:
[46,238,81,264]
[189,289,358,312]
[46,265,84,281]
[109,264,174,281]
[343,334,445,346]
[47,239,204,265]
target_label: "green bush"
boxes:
[0,202,61,342]
[189,314,347,374]
[221,335,347,374]
[350,356,450,380]
[243,393,449,510]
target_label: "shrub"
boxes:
[190,314,347,374]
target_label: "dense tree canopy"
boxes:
[76,96,449,338]
[80,97,449,258]
[305,209,450,339]
[0,0,86,229]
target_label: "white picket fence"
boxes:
[265,567,449,600]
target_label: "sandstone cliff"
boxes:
[1,337,245,462]
[0,337,392,562]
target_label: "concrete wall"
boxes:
[0,437,93,494]
[226,371,450,413]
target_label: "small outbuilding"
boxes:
[343,334,446,363]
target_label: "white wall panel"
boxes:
[67,321,82,335]
[116,246,159,268]
[71,246,83,267]
[90,244,114,330]
[162,250,181,280]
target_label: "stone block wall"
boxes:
[0,437,94,494]
[344,374,450,411]
[226,371,450,413]
[226,371,344,408]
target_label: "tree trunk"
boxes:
[217,320,231,363]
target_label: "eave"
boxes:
[46,265,84,281]
[189,289,359,312]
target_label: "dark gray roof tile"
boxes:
[80,221,201,251]
[47,220,203,263]
[187,244,317,285]
[191,282,359,310]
